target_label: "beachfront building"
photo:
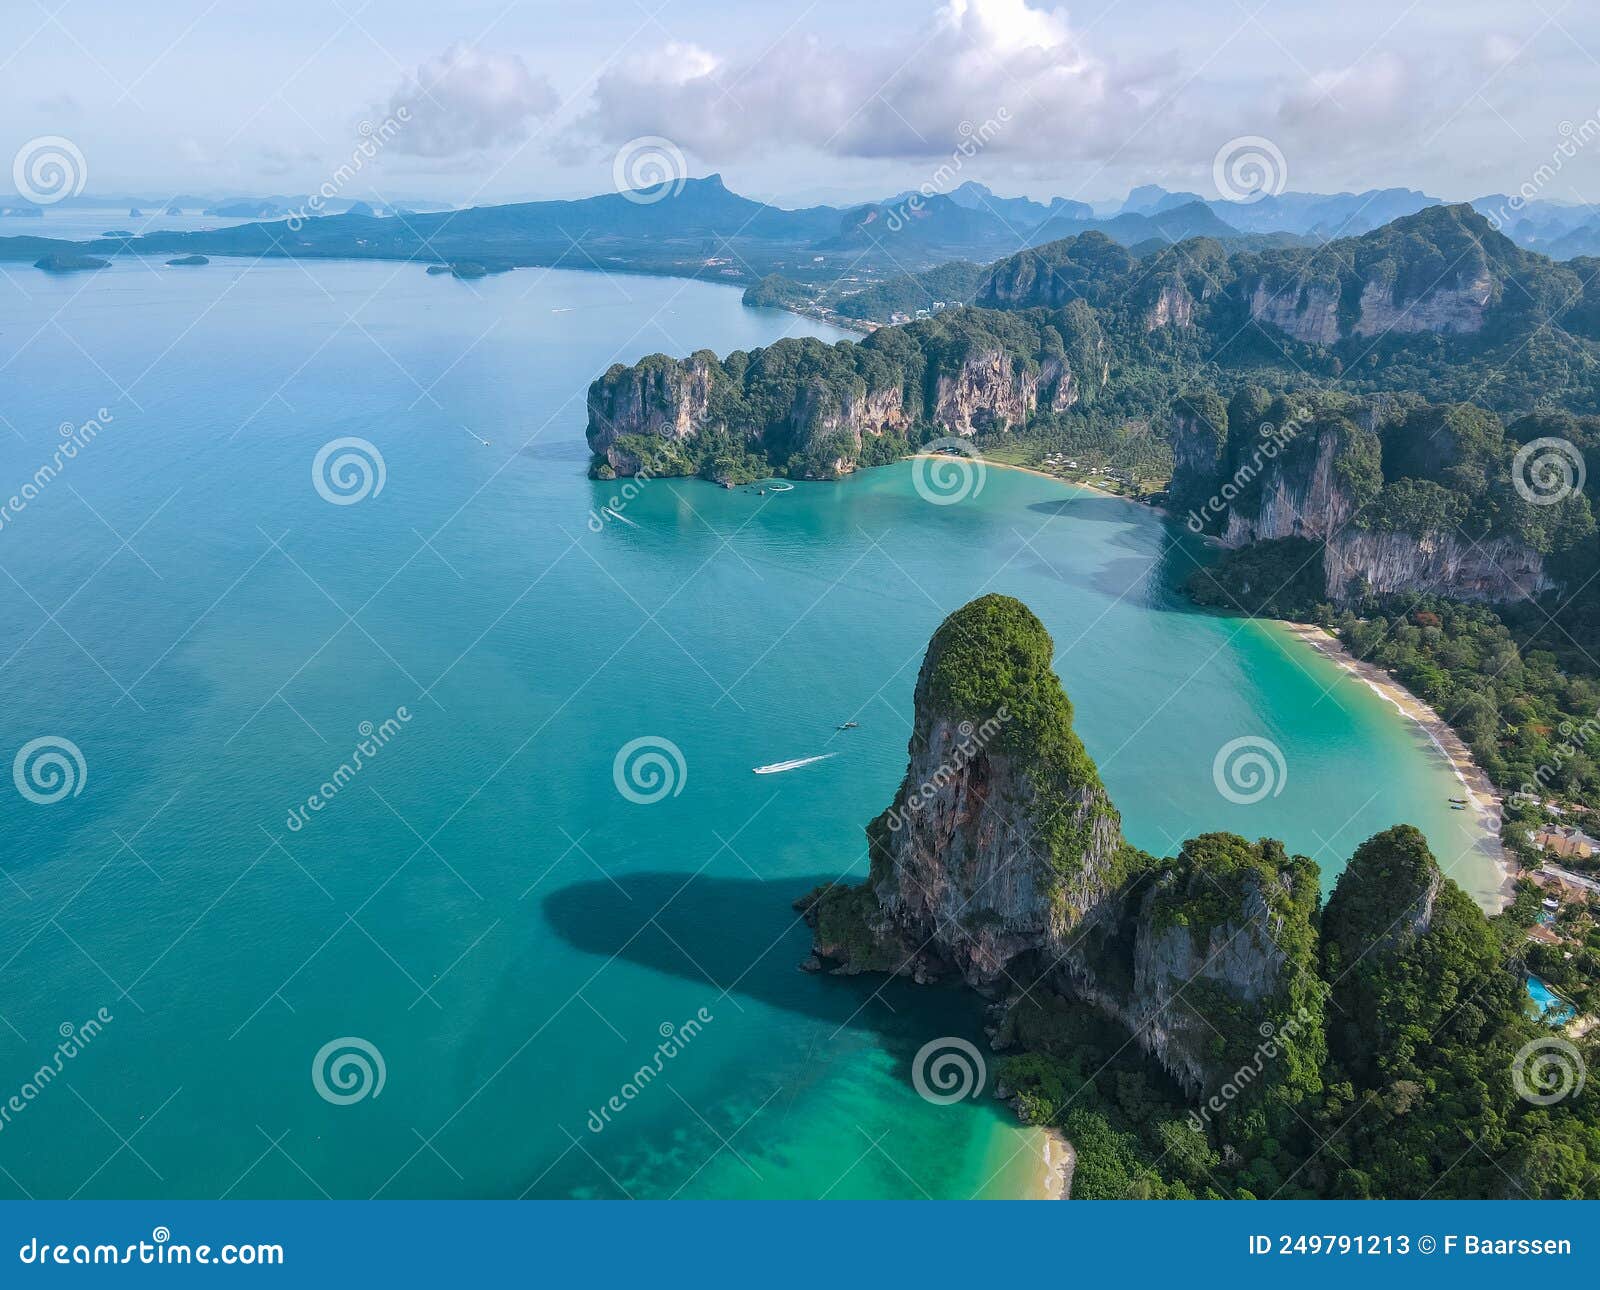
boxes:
[1534,824,1600,859]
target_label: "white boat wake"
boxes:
[752,752,839,775]
[603,506,640,528]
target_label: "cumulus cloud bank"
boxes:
[381,44,559,158]
[586,0,1176,162]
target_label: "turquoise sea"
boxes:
[0,258,1497,1199]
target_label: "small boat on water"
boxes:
[1449,797,1468,804]
[753,753,839,775]
[836,721,858,730]
[1450,804,1467,811]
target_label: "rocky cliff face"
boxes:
[1068,836,1319,1097]
[586,353,717,476]
[1324,529,1553,601]
[802,596,1314,1098]
[1248,281,1341,345]
[1248,252,1497,344]
[1143,281,1196,332]
[1218,423,1357,548]
[930,352,1076,437]
[587,339,1080,478]
[1174,400,1554,605]
[1350,270,1491,337]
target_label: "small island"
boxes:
[426,260,510,280]
[165,254,209,267]
[34,253,110,273]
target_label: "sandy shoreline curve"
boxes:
[1276,621,1513,912]
[912,451,1155,509]
[1040,1128,1076,1199]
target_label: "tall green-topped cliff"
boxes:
[802,595,1600,1199]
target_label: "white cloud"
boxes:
[380,44,559,158]
[585,0,1174,162]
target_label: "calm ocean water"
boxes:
[0,257,1493,1199]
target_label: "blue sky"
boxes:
[5,0,1599,207]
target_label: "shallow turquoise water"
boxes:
[0,259,1494,1199]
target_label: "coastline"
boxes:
[1039,1128,1075,1199]
[918,451,1165,513]
[1276,621,1514,912]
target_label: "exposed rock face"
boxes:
[1247,262,1494,345]
[931,352,1076,437]
[857,596,1125,988]
[586,353,715,475]
[1248,281,1341,345]
[1325,529,1553,602]
[1069,840,1314,1097]
[801,596,1317,1099]
[1176,399,1554,605]
[1219,423,1356,548]
[1351,270,1491,337]
[587,342,1080,476]
[1144,281,1195,332]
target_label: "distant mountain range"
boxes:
[2,175,1594,302]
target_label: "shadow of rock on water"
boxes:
[540,871,978,1036]
[1024,495,1140,527]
